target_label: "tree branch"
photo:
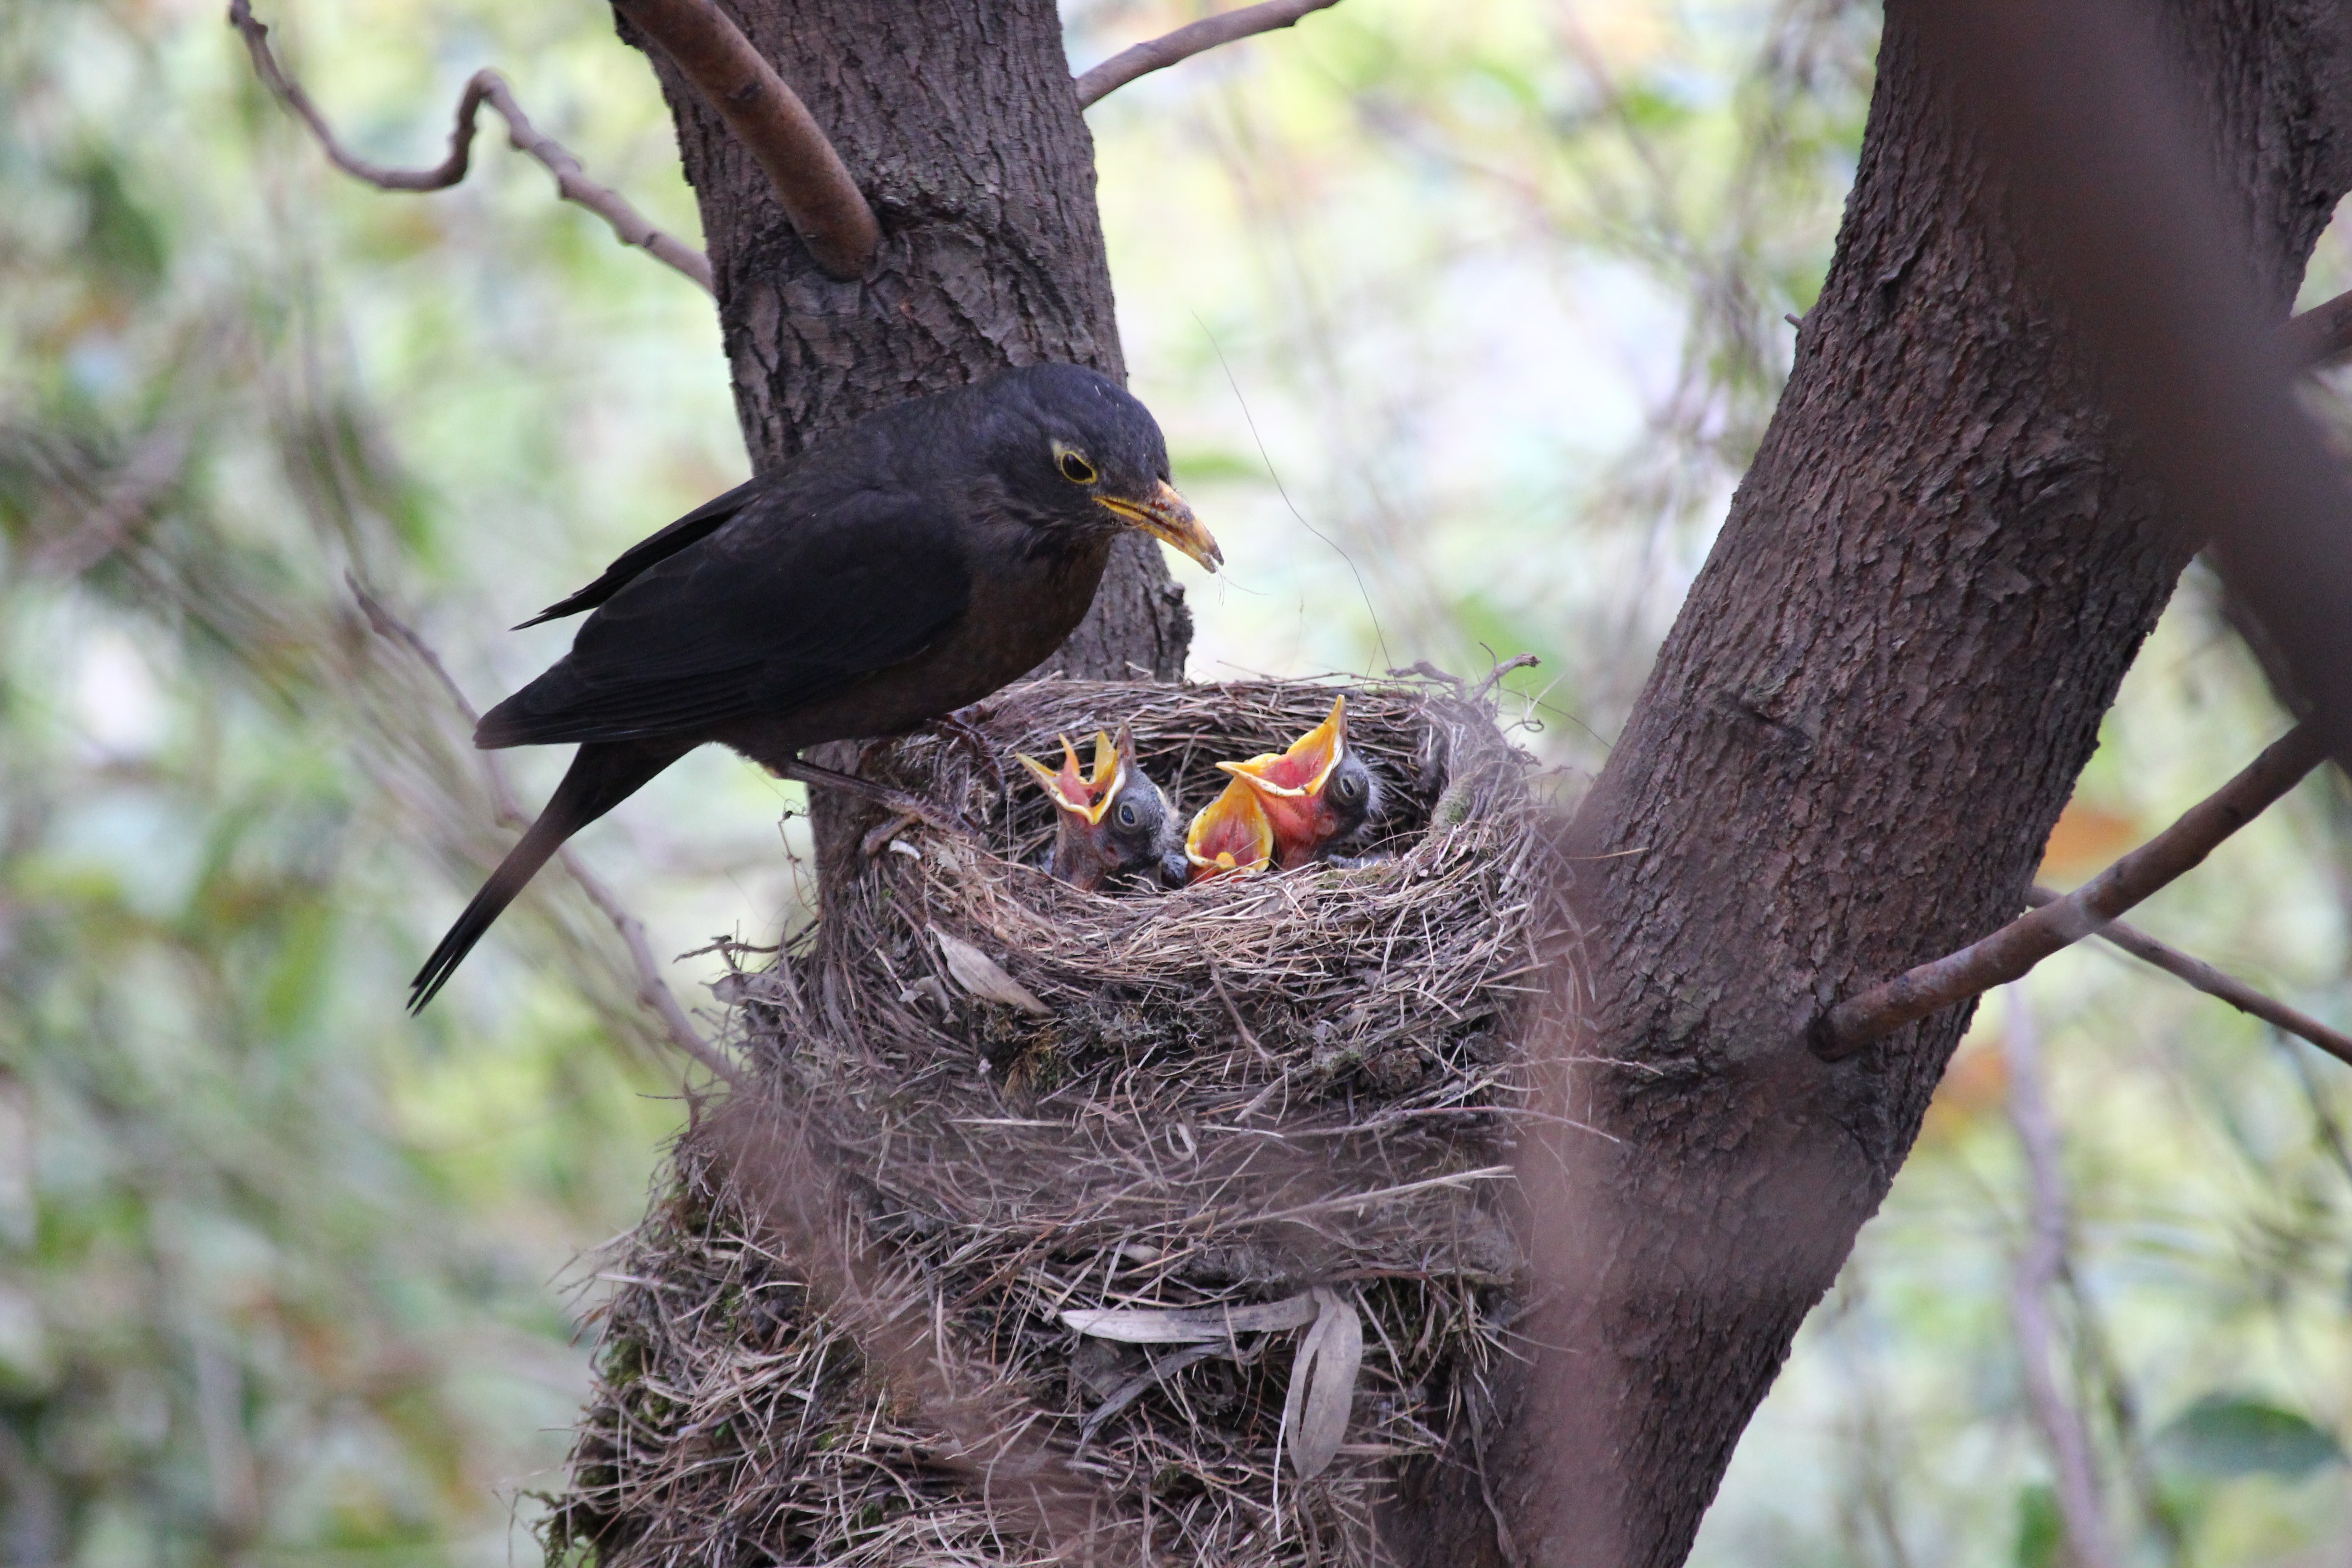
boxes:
[609,0,878,280]
[348,580,740,1086]
[2001,985,2122,1568]
[2284,286,2352,372]
[225,0,715,293]
[1815,722,2329,1059]
[2024,884,2352,1066]
[1073,0,1342,108]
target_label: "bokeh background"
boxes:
[4,0,2350,1561]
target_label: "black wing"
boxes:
[512,477,766,630]
[477,484,972,747]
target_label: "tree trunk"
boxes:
[1464,4,2352,1564]
[623,0,1191,685]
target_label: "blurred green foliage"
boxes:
[2158,1396,2346,1483]
[2,0,712,1560]
[4,0,2350,1563]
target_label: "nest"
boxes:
[546,678,1578,1568]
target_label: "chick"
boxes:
[1215,695,1383,869]
[1016,726,1187,892]
[1183,774,1276,882]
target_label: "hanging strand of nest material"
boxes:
[547,677,1581,1568]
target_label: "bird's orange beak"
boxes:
[1016,731,1127,825]
[1098,480,1221,572]
[1217,696,1349,864]
[1218,695,1347,798]
[1184,776,1273,880]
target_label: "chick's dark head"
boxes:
[1317,749,1383,854]
[970,364,1221,570]
[1097,762,1187,891]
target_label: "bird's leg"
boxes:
[859,812,922,858]
[774,757,975,840]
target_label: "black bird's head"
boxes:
[971,364,1222,571]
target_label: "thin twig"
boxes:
[349,578,740,1085]
[563,853,742,1088]
[2283,286,2352,372]
[1472,652,1541,703]
[1207,962,1267,1060]
[2025,885,2352,1066]
[33,417,194,576]
[1074,0,1342,108]
[2002,984,2121,1568]
[610,0,877,279]
[1815,723,2329,1059]
[225,0,715,292]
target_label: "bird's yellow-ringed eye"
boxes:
[1054,445,1097,485]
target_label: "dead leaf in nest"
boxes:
[1060,1293,1321,1343]
[1281,1286,1362,1480]
[931,927,1050,1016]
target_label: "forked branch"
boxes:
[1075,0,1342,108]
[225,0,714,292]
[2025,885,2352,1066]
[1815,722,2329,1059]
[610,0,878,279]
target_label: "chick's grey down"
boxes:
[409,363,1220,1012]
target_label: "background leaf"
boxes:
[2156,1395,2346,1481]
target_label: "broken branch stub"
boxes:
[2284,286,2352,372]
[611,0,879,279]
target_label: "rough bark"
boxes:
[622,0,1191,684]
[1463,3,2352,1566]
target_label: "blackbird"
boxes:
[1183,774,1274,881]
[410,363,1220,1011]
[1016,726,1187,892]
[1216,696,1382,869]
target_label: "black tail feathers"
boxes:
[408,739,688,1014]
